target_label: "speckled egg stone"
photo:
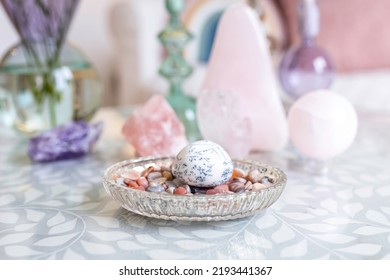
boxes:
[172,140,233,187]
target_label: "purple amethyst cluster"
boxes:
[28,121,103,162]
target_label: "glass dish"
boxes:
[102,157,287,221]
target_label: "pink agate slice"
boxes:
[201,3,288,152]
[122,95,188,156]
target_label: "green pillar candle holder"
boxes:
[158,0,201,141]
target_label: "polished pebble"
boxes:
[141,166,154,177]
[260,176,272,186]
[244,181,253,190]
[230,182,245,192]
[233,177,247,184]
[116,177,126,187]
[183,185,191,194]
[147,172,162,181]
[165,181,177,189]
[174,187,187,195]
[166,186,176,194]
[247,169,262,183]
[232,168,245,178]
[206,189,218,195]
[172,178,184,186]
[147,185,165,192]
[162,171,173,181]
[121,170,140,181]
[214,185,229,193]
[127,180,139,189]
[252,183,268,191]
[150,177,167,186]
[137,177,148,188]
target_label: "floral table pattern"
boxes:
[1,109,390,260]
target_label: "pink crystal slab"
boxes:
[122,95,188,157]
[201,3,288,152]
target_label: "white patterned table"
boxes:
[1,103,390,260]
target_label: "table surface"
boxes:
[1,104,390,260]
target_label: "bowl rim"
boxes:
[102,156,287,199]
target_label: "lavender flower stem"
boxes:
[48,85,57,127]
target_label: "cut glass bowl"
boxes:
[102,157,287,221]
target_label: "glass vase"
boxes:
[0,42,102,136]
[0,0,102,137]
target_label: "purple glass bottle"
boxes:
[279,0,334,100]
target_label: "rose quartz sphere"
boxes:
[288,90,358,160]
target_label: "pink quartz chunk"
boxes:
[202,3,288,152]
[122,95,188,156]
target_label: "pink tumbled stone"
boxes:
[214,185,230,193]
[122,95,188,156]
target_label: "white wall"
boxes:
[0,3,18,54]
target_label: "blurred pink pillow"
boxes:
[278,0,390,72]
